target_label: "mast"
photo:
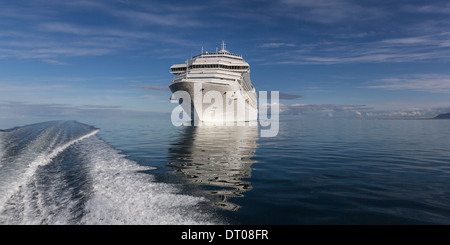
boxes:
[220,40,227,52]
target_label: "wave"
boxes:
[0,120,218,225]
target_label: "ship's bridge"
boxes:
[170,55,250,75]
[170,41,250,75]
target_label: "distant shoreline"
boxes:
[432,113,450,119]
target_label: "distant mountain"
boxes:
[433,113,450,119]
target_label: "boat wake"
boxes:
[0,121,217,225]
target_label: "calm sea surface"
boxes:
[0,115,449,224]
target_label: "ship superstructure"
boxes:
[169,42,257,123]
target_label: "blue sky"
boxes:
[1,0,450,121]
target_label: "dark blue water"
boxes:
[0,116,449,224]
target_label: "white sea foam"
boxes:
[0,131,4,168]
[0,125,99,223]
[0,121,219,225]
[79,136,218,225]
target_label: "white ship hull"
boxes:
[169,80,258,123]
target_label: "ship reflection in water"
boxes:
[168,125,259,211]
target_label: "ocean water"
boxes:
[0,116,449,225]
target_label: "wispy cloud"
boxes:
[265,32,450,65]
[263,103,370,116]
[259,42,296,48]
[279,93,302,100]
[0,1,205,61]
[0,27,115,59]
[0,100,154,119]
[265,92,302,100]
[108,9,203,27]
[78,104,122,109]
[39,22,95,36]
[0,83,68,92]
[130,85,170,91]
[26,0,206,27]
[268,102,450,119]
[277,0,386,24]
[363,74,450,93]
[41,59,70,65]
[242,1,450,66]
[363,105,450,119]
[402,2,450,15]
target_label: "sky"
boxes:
[1,0,450,123]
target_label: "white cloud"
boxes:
[108,9,202,27]
[260,42,296,48]
[0,101,155,120]
[381,37,432,45]
[40,22,94,35]
[278,0,385,24]
[130,85,170,91]
[267,102,450,119]
[41,59,70,65]
[0,1,206,61]
[268,32,450,65]
[403,2,450,15]
[275,103,370,116]
[363,74,450,93]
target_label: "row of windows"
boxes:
[171,64,249,72]
[191,64,249,70]
[192,52,242,59]
[171,67,187,72]
[241,78,253,92]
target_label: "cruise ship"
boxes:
[169,42,258,123]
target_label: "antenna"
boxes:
[201,46,204,54]
[222,40,225,51]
